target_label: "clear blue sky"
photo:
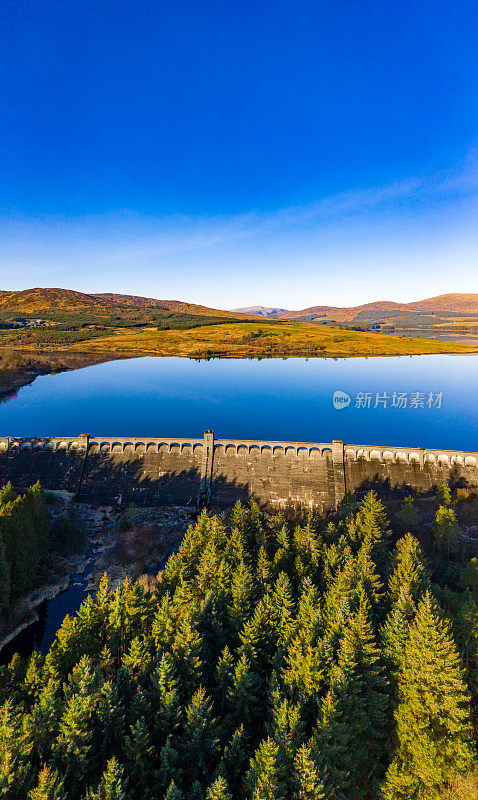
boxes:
[0,0,477,308]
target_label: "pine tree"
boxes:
[226,654,262,733]
[269,572,295,645]
[124,717,154,799]
[381,592,476,800]
[216,725,249,793]
[0,699,33,799]
[86,757,126,800]
[246,737,286,800]
[28,767,66,800]
[381,586,417,683]
[437,483,452,507]
[229,561,256,631]
[267,690,305,781]
[0,532,10,613]
[256,547,273,593]
[96,680,125,756]
[433,506,461,556]
[158,736,181,796]
[180,687,219,786]
[164,781,184,800]
[315,597,390,799]
[28,678,63,765]
[292,743,325,800]
[388,534,429,606]
[206,776,232,800]
[53,692,96,797]
[396,495,421,532]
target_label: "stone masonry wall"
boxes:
[0,434,477,510]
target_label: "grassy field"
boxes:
[19,320,475,358]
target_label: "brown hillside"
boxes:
[0,288,123,313]
[0,288,252,319]
[274,294,478,322]
[93,293,252,318]
[406,294,478,314]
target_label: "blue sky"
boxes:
[0,0,477,308]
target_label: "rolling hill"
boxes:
[94,293,252,318]
[266,293,478,326]
[0,288,252,319]
[0,287,475,359]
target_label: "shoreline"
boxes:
[0,574,71,655]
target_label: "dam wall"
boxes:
[0,433,477,511]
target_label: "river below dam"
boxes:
[0,353,477,663]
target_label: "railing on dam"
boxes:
[1,434,477,466]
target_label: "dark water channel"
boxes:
[0,545,97,664]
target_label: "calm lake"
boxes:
[1,354,477,450]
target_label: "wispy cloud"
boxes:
[0,158,477,305]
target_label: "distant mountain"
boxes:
[1,289,477,327]
[231,306,290,317]
[273,294,478,325]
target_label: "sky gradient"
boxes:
[1,0,477,308]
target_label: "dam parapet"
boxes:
[0,433,477,511]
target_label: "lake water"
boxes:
[1,353,477,663]
[0,354,477,451]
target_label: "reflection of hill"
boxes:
[0,351,121,402]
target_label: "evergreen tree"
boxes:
[0,699,33,799]
[28,767,66,800]
[123,717,155,798]
[382,592,476,800]
[226,654,262,733]
[315,597,389,799]
[246,737,286,800]
[216,725,249,794]
[388,534,429,606]
[437,483,452,507]
[292,743,325,800]
[432,506,461,556]
[381,586,417,682]
[86,757,126,800]
[396,495,421,532]
[180,688,219,786]
[164,781,184,800]
[53,692,96,797]
[206,776,232,800]
[0,532,10,613]
[1,496,478,800]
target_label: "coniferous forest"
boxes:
[0,481,49,613]
[1,490,478,800]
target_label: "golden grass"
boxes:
[53,321,477,358]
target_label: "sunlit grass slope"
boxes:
[63,321,476,358]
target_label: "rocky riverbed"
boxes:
[0,500,196,660]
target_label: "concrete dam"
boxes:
[0,432,477,511]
